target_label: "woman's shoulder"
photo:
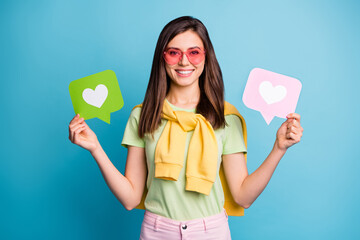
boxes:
[224,101,241,116]
[224,101,246,129]
[128,103,143,120]
[132,103,143,110]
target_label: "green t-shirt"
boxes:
[121,100,246,221]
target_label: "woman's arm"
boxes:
[69,114,147,210]
[223,145,285,208]
[91,145,147,210]
[222,113,303,208]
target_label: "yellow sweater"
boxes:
[133,101,247,216]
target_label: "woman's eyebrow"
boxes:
[188,46,201,49]
[167,46,201,50]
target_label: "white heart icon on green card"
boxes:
[82,84,108,108]
[69,70,124,124]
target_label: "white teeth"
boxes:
[177,70,193,74]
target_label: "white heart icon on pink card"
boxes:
[259,81,287,105]
[242,68,302,125]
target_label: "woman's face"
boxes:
[164,30,205,89]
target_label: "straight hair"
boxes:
[138,16,225,138]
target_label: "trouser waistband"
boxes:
[143,209,229,232]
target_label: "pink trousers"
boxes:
[139,209,232,240]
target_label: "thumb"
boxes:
[280,119,288,129]
[277,119,288,136]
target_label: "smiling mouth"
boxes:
[175,69,194,75]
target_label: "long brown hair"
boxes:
[138,16,225,138]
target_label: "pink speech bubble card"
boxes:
[242,68,302,125]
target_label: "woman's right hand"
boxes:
[68,114,99,152]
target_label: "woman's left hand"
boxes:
[275,113,303,151]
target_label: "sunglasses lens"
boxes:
[186,49,205,65]
[164,49,182,65]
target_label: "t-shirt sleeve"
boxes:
[121,107,145,148]
[222,114,247,155]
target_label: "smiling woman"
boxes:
[68,16,303,240]
[138,16,226,135]
[164,31,206,104]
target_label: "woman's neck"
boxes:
[166,83,200,109]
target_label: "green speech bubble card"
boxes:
[69,70,124,124]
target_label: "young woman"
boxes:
[68,16,303,240]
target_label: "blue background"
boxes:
[1,0,359,239]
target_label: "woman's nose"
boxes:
[178,53,190,66]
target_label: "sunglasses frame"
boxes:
[163,48,206,65]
